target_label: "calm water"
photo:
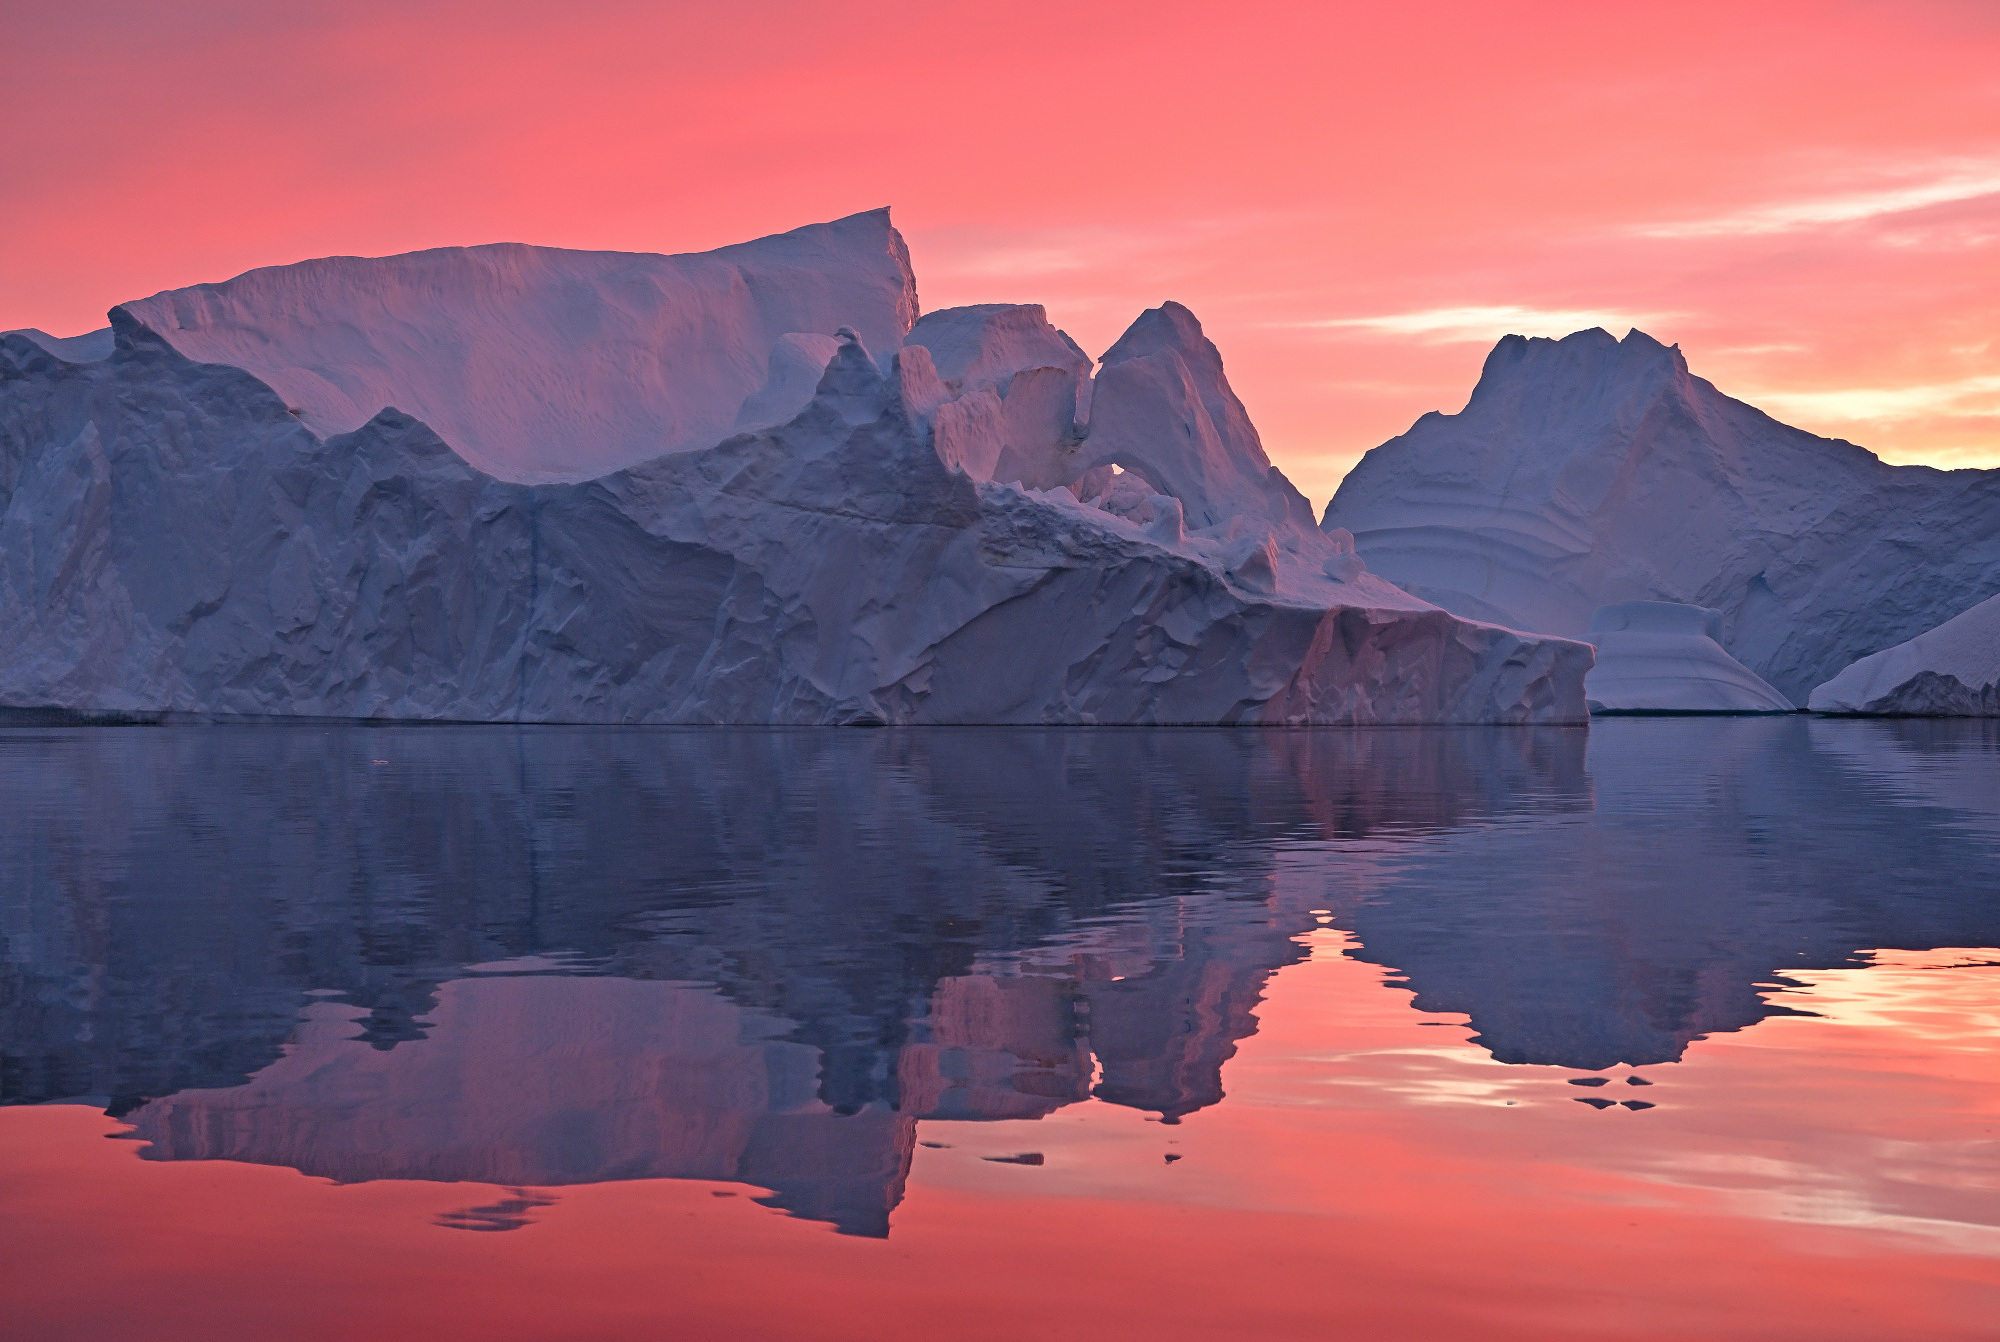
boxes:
[2,718,1996,1339]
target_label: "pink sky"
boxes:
[6,0,1998,507]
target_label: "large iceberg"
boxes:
[1809,592,2000,715]
[0,211,1589,724]
[1321,328,2000,705]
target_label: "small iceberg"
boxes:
[1584,602,1793,714]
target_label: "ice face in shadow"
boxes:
[1,722,1995,1234]
[1322,328,2000,703]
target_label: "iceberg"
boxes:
[0,212,1590,724]
[1321,328,2000,704]
[1808,592,2000,715]
[1582,602,1793,714]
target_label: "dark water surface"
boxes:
[2,718,1996,1338]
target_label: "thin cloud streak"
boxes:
[1746,375,2000,424]
[1290,305,1678,344]
[1635,163,2000,238]
[916,213,1303,281]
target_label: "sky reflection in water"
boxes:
[1,718,1996,1339]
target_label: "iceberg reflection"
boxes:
[1,720,1995,1236]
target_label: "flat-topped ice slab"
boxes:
[1584,603,1793,714]
[110,209,920,482]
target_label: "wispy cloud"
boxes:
[1288,305,1675,344]
[1747,375,2000,423]
[915,212,1306,283]
[1636,163,2000,239]
[935,244,1099,277]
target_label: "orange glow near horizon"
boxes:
[5,0,2000,506]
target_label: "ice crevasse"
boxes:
[0,209,1591,725]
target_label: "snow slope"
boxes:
[0,237,1591,724]
[6,328,114,363]
[98,209,919,482]
[1809,592,2000,715]
[1322,329,2000,703]
[1583,602,1793,713]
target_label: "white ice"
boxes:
[1808,592,2000,715]
[106,209,920,482]
[1583,602,1793,714]
[1322,328,2000,705]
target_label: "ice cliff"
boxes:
[0,211,1589,724]
[1809,592,2000,715]
[1322,329,2000,705]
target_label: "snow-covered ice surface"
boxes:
[9,328,114,364]
[1583,602,1794,714]
[1322,329,2000,705]
[1809,592,2000,716]
[102,210,921,482]
[0,214,1590,724]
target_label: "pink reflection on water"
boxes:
[3,937,1995,1340]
